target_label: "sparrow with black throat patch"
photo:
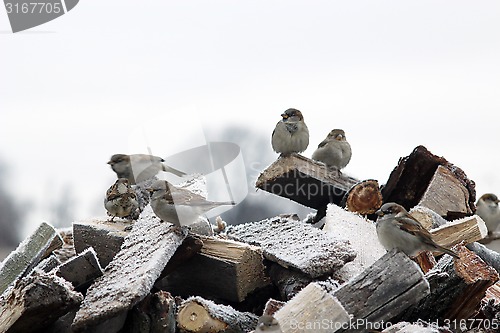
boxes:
[104,178,139,221]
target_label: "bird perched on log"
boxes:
[107,154,186,185]
[312,129,352,170]
[271,108,309,155]
[375,202,459,258]
[476,193,500,236]
[149,180,235,227]
[255,315,282,333]
[104,178,139,221]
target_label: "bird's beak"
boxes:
[335,134,343,141]
[281,113,289,120]
[107,161,113,165]
[375,209,384,217]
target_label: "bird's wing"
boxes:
[394,213,433,239]
[317,138,330,148]
[106,186,121,201]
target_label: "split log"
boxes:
[333,250,430,332]
[267,262,313,301]
[381,145,476,216]
[323,204,386,282]
[419,165,475,217]
[409,205,448,230]
[159,233,204,277]
[430,215,487,249]
[158,237,270,303]
[0,271,83,333]
[36,255,61,273]
[73,218,130,268]
[275,282,350,333]
[226,215,356,278]
[263,299,285,316]
[400,245,499,323]
[122,291,177,333]
[0,222,63,295]
[177,296,258,333]
[255,154,358,210]
[71,207,187,332]
[55,247,103,291]
[341,179,383,215]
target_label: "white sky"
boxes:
[1,1,500,239]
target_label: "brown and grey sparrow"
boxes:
[476,193,500,235]
[271,108,309,155]
[312,129,352,170]
[149,180,235,227]
[376,203,459,258]
[255,315,282,333]
[107,154,186,185]
[104,178,139,220]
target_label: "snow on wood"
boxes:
[177,296,258,333]
[323,204,386,282]
[226,215,356,278]
[430,215,487,249]
[55,247,103,291]
[334,250,430,328]
[0,271,83,333]
[71,207,187,332]
[467,242,500,274]
[274,282,350,333]
[0,222,63,295]
[255,154,358,210]
[263,299,285,316]
[158,236,270,302]
[36,255,61,273]
[401,245,499,322]
[73,218,130,268]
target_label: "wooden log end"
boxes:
[343,179,383,215]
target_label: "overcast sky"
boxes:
[1,1,500,240]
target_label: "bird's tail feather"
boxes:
[162,165,187,177]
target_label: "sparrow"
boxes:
[375,202,459,258]
[271,108,309,155]
[148,180,235,227]
[476,193,500,235]
[107,154,186,185]
[104,178,139,220]
[255,315,282,333]
[311,129,352,170]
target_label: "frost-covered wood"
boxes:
[71,208,187,332]
[53,228,77,264]
[429,215,487,250]
[342,179,383,215]
[263,299,285,316]
[73,218,130,268]
[255,154,358,210]
[268,262,313,301]
[334,250,430,331]
[36,255,61,273]
[275,282,350,333]
[55,247,103,291]
[122,291,176,333]
[177,296,258,333]
[0,271,83,333]
[382,145,476,216]
[158,237,270,302]
[226,215,356,278]
[0,222,63,295]
[467,242,500,274]
[409,205,448,230]
[323,205,386,282]
[400,245,499,323]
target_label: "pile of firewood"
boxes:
[1,145,500,333]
